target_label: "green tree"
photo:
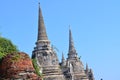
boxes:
[0,36,18,60]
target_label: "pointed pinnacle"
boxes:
[37,4,48,41]
[69,27,76,53]
[62,52,65,60]
[86,63,88,70]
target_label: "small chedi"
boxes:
[32,4,95,80]
[0,52,41,80]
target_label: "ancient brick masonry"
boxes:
[60,28,95,80]
[0,52,41,80]
[32,3,95,80]
[32,4,65,80]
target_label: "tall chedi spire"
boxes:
[32,3,65,80]
[66,26,88,80]
[68,26,77,59]
[37,3,48,41]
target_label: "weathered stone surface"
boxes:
[32,5,65,80]
[60,28,94,80]
[0,52,41,80]
[32,3,95,80]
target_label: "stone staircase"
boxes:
[42,66,65,80]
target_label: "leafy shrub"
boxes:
[0,37,18,61]
[32,58,42,77]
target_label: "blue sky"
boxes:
[0,0,120,80]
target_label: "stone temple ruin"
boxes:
[32,4,95,80]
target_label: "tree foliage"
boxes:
[0,36,18,60]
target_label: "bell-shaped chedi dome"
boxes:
[0,52,41,80]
